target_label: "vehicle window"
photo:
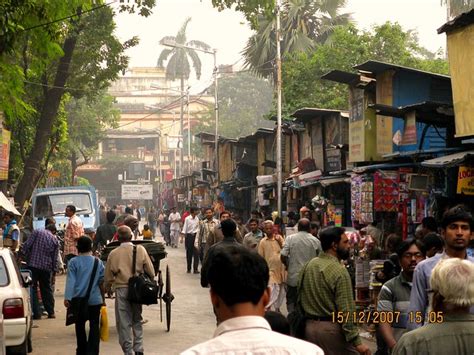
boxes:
[34,193,92,217]
[0,257,10,286]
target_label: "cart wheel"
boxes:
[162,265,174,332]
[158,270,164,322]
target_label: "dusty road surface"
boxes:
[30,241,217,355]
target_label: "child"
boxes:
[142,224,153,240]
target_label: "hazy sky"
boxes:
[113,0,448,92]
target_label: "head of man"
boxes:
[44,217,56,228]
[430,258,474,313]
[3,211,16,225]
[124,206,133,215]
[221,219,237,238]
[205,207,214,221]
[310,222,319,237]
[297,218,311,233]
[190,206,198,217]
[299,206,311,219]
[123,215,139,232]
[251,210,261,220]
[220,211,231,222]
[208,245,270,323]
[396,238,425,279]
[422,232,444,257]
[117,225,133,243]
[45,223,57,234]
[319,226,349,260]
[263,220,274,238]
[440,205,473,253]
[106,210,116,224]
[248,218,259,233]
[76,235,93,254]
[65,205,76,218]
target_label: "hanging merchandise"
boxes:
[360,175,374,223]
[374,171,399,212]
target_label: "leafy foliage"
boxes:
[441,0,474,18]
[211,0,274,29]
[281,23,450,115]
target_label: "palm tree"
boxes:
[242,0,351,81]
[157,17,211,176]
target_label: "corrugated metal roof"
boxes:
[354,60,451,81]
[292,107,348,122]
[421,150,474,168]
[321,70,361,85]
[438,8,474,33]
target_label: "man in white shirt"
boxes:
[181,245,323,355]
[181,207,200,274]
[169,207,181,248]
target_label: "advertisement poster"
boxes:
[457,166,474,195]
[0,129,11,180]
[121,184,153,200]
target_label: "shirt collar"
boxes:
[120,242,133,247]
[214,316,271,338]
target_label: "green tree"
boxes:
[66,92,120,185]
[281,23,450,115]
[242,0,351,80]
[441,0,474,18]
[5,2,153,207]
[211,0,274,29]
[195,71,274,138]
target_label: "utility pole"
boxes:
[179,77,184,178]
[276,0,283,218]
[213,49,219,183]
[187,88,191,175]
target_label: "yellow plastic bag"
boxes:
[100,306,109,342]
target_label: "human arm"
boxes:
[280,235,290,267]
[64,260,76,304]
[200,247,212,288]
[406,264,427,330]
[235,229,243,243]
[104,254,115,292]
[377,284,397,349]
[10,229,19,250]
[52,239,60,273]
[98,262,106,305]
[181,217,188,234]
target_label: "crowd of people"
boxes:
[3,199,474,354]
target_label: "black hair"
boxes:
[106,210,116,224]
[3,211,15,219]
[385,233,402,254]
[190,206,198,213]
[310,222,320,231]
[208,245,269,306]
[264,311,290,335]
[248,218,259,225]
[45,224,57,234]
[205,207,213,213]
[125,206,133,214]
[220,210,231,218]
[143,224,150,230]
[319,226,346,251]
[396,238,424,259]
[421,232,444,253]
[297,219,311,232]
[221,219,236,238]
[66,205,76,213]
[45,217,56,228]
[441,205,474,230]
[421,217,437,232]
[76,235,92,253]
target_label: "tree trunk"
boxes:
[70,151,77,186]
[14,32,79,208]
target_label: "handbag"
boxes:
[66,258,99,326]
[100,305,109,342]
[289,262,309,339]
[127,245,158,305]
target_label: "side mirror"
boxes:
[21,271,33,288]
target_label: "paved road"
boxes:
[31,240,216,355]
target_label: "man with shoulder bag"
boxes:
[105,226,155,355]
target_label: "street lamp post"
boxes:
[276,0,283,218]
[160,40,219,181]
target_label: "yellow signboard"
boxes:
[457,166,474,195]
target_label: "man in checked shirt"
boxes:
[63,205,85,266]
[21,222,59,319]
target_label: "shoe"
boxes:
[193,270,200,274]
[48,314,56,319]
[135,352,144,355]
[33,316,42,320]
[187,270,191,274]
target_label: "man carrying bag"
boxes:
[105,226,155,355]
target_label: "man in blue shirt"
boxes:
[2,211,20,251]
[407,205,474,330]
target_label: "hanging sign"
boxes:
[457,166,474,195]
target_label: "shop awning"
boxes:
[421,150,474,168]
[352,162,418,173]
[319,177,350,187]
[0,192,21,215]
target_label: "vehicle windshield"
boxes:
[0,257,9,286]
[34,193,92,218]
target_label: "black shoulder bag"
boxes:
[127,245,158,305]
[66,258,99,326]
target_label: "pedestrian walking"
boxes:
[64,236,105,355]
[181,207,200,274]
[298,226,370,355]
[146,207,157,237]
[2,211,20,251]
[280,218,321,315]
[169,207,181,248]
[243,218,264,251]
[21,222,59,319]
[258,220,286,313]
[206,211,243,253]
[93,210,117,251]
[196,207,218,263]
[104,226,155,355]
[64,205,85,266]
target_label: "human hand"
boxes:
[64,300,70,308]
[355,344,371,355]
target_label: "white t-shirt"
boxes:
[169,212,181,231]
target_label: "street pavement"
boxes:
[30,238,217,355]
[30,233,376,354]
